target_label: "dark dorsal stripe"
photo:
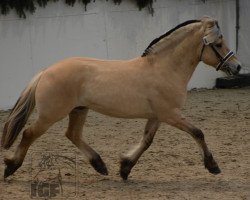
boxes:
[141,19,201,57]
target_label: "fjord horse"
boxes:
[1,16,241,180]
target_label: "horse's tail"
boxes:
[1,71,44,149]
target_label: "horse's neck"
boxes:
[152,25,203,85]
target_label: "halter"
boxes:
[199,25,234,71]
[210,45,234,71]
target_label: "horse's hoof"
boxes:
[120,170,129,181]
[90,155,108,176]
[120,158,134,181]
[207,166,221,175]
[4,158,21,179]
[204,154,221,175]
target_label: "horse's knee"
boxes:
[192,128,204,140]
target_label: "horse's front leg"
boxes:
[120,119,160,180]
[161,112,221,175]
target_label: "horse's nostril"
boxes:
[237,65,241,72]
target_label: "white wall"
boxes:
[238,0,250,73]
[0,0,236,110]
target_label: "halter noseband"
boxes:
[200,27,234,71]
[210,45,234,71]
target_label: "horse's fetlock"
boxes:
[192,128,204,140]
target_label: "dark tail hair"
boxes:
[1,71,43,149]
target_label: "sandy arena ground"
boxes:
[0,88,249,200]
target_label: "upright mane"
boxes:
[141,20,201,57]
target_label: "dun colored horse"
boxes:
[1,16,241,180]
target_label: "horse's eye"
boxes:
[215,43,222,48]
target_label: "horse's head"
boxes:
[199,17,241,75]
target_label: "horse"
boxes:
[1,16,241,180]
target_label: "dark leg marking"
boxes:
[4,158,22,179]
[120,158,135,181]
[191,128,221,174]
[204,154,221,175]
[90,154,108,175]
[119,119,160,180]
[74,106,86,111]
[192,128,204,140]
[166,116,222,176]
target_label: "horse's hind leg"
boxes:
[65,107,108,175]
[4,117,52,178]
[120,119,160,180]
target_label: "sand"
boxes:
[0,88,249,200]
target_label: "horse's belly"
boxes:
[90,105,154,119]
[80,94,154,119]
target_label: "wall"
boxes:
[0,0,236,109]
[238,0,250,73]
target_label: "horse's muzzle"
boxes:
[223,63,241,76]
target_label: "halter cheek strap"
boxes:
[203,25,221,45]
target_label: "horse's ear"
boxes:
[201,16,217,29]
